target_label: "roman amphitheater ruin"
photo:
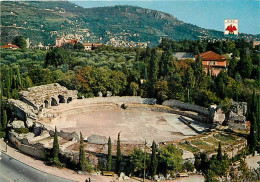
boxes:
[8,83,247,170]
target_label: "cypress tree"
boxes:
[194,53,203,85]
[252,90,257,114]
[257,95,260,139]
[116,132,122,174]
[148,49,159,84]
[148,49,160,97]
[207,65,210,77]
[2,110,7,130]
[79,132,87,171]
[15,67,22,89]
[217,142,222,161]
[151,140,158,177]
[53,126,59,160]
[107,136,112,171]
[160,49,174,78]
[249,113,257,155]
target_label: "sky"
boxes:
[70,0,260,35]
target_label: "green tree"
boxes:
[155,80,168,103]
[53,126,59,160]
[204,169,218,182]
[147,49,160,97]
[217,142,222,161]
[129,148,147,175]
[160,49,175,78]
[13,66,22,89]
[129,82,139,96]
[2,110,7,130]
[74,42,85,51]
[149,49,160,83]
[116,132,122,174]
[184,67,195,102]
[225,77,240,101]
[28,68,52,85]
[228,56,239,78]
[183,161,194,172]
[76,66,111,95]
[215,70,228,99]
[194,152,209,174]
[12,36,27,49]
[107,137,112,171]
[45,47,70,67]
[48,126,63,167]
[151,140,158,177]
[110,70,127,95]
[257,95,260,140]
[158,144,183,175]
[237,50,253,79]
[194,53,203,84]
[63,43,74,50]
[79,132,87,171]
[22,76,33,89]
[223,40,235,53]
[248,113,257,155]
[193,89,218,107]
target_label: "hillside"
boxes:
[1,1,256,46]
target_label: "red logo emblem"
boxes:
[225,24,237,34]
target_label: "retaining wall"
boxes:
[9,132,46,159]
[125,104,209,122]
[162,100,209,116]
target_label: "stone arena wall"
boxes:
[124,104,209,122]
[79,96,157,105]
[162,99,209,116]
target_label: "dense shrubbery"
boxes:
[128,143,194,178]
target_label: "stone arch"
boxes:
[58,95,66,103]
[44,100,49,108]
[67,97,72,103]
[51,98,58,106]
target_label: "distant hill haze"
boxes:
[1,1,258,46]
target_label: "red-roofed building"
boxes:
[1,43,19,50]
[199,51,227,76]
[55,37,78,47]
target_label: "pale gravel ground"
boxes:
[43,102,197,144]
[57,110,192,143]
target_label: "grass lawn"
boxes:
[177,143,200,153]
[191,139,216,152]
[203,136,222,146]
[214,134,238,145]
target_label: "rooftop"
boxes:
[200,51,227,61]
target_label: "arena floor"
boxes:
[40,100,200,144]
